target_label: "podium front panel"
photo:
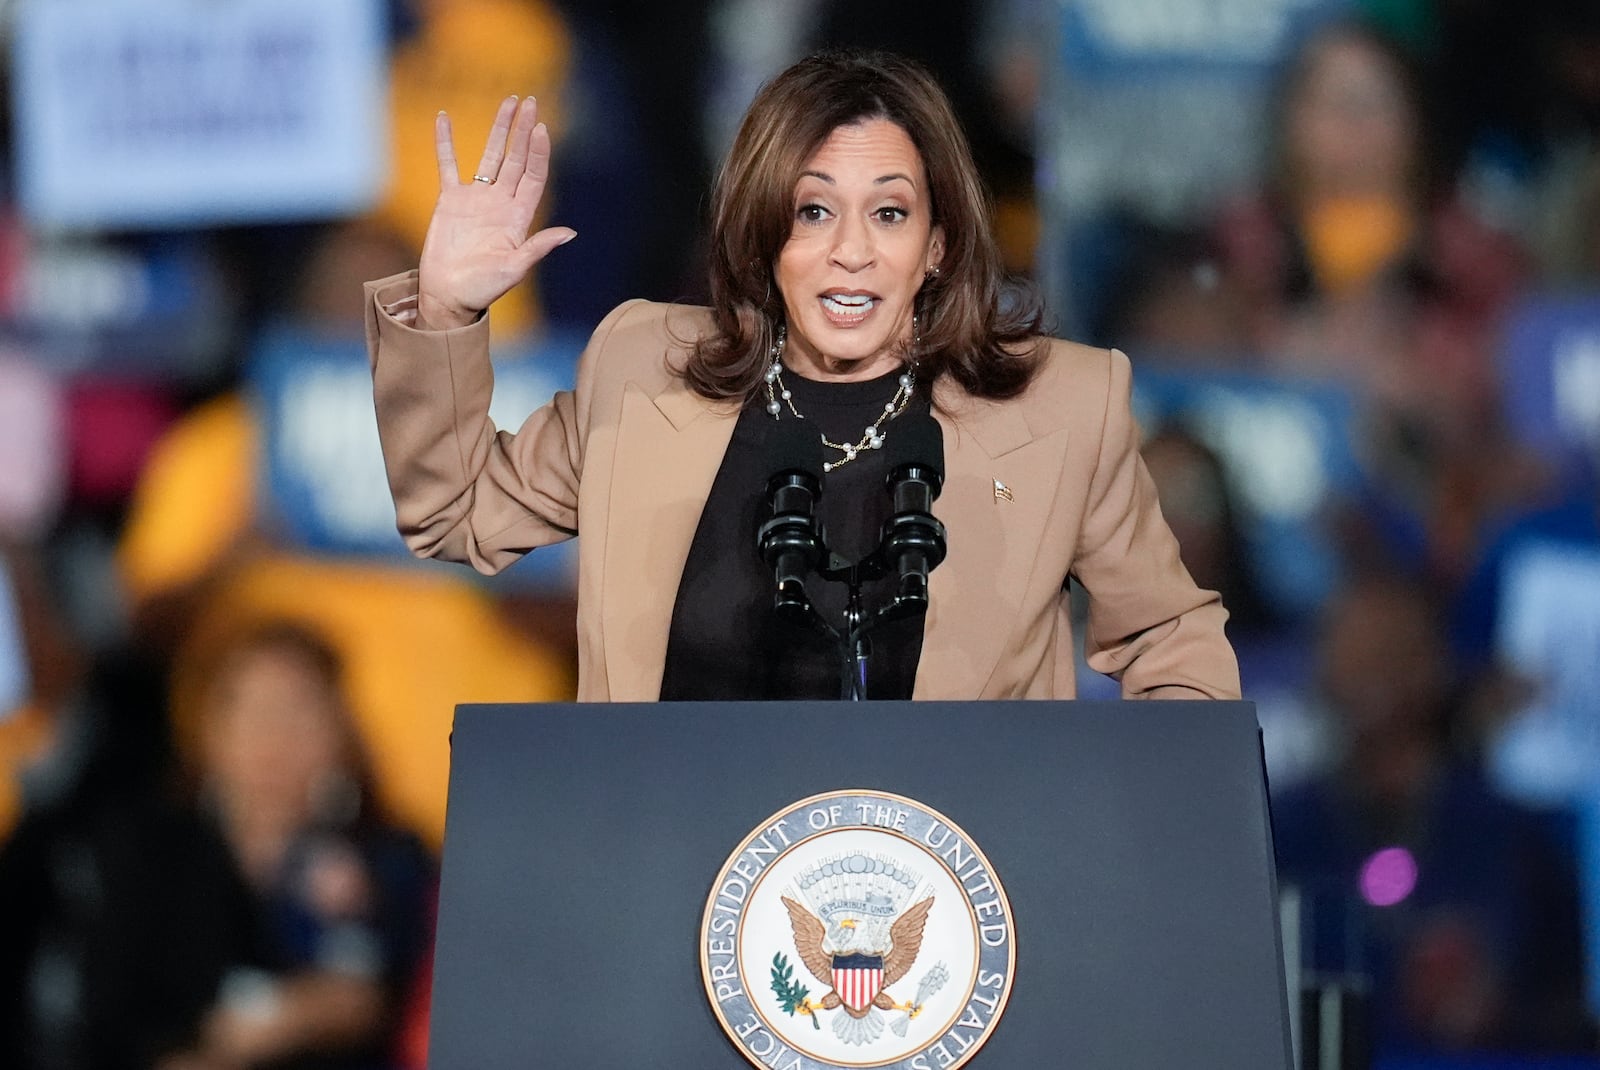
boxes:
[429,700,1290,1069]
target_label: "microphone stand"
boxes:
[821,556,881,702]
[803,547,937,701]
[843,572,869,702]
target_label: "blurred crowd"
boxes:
[0,0,1598,1067]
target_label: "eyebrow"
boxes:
[799,170,917,187]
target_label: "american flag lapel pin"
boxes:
[993,478,1013,502]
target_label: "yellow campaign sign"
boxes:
[373,0,571,338]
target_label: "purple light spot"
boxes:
[1359,846,1418,907]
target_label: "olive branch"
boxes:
[769,953,820,1029]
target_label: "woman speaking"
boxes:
[365,50,1239,703]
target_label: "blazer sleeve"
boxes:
[1071,348,1242,700]
[364,269,638,575]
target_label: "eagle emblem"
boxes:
[774,853,939,1046]
[703,791,1017,1070]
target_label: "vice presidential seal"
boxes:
[700,790,1016,1070]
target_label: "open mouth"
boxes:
[820,292,878,321]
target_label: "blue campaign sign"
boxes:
[4,235,234,378]
[1131,365,1360,621]
[1500,293,1600,467]
[1061,0,1341,79]
[1491,537,1600,807]
[249,326,586,592]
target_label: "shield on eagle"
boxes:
[832,953,886,1012]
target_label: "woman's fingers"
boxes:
[471,95,520,183]
[500,97,540,184]
[510,226,578,275]
[434,111,458,187]
[435,96,541,194]
[512,120,552,215]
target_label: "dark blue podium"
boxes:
[427,700,1292,1069]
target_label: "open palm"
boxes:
[417,95,576,330]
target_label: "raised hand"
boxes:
[416,95,576,331]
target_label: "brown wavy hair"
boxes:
[684,50,1047,403]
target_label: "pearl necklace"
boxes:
[763,324,915,473]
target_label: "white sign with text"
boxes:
[13,0,387,228]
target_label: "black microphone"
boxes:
[756,416,826,620]
[878,412,947,612]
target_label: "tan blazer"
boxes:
[366,271,1240,702]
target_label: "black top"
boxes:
[658,366,933,700]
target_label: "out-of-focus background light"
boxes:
[1360,846,1420,908]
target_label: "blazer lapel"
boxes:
[602,378,738,700]
[916,386,1064,698]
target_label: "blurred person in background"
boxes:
[1271,574,1594,1055]
[1215,20,1535,584]
[1448,394,1600,811]
[1139,425,1328,787]
[0,646,257,1070]
[116,220,576,852]
[160,621,433,1070]
[1140,425,1276,639]
[1445,22,1600,815]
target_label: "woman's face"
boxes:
[774,119,943,382]
[1286,34,1415,198]
[201,646,346,818]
